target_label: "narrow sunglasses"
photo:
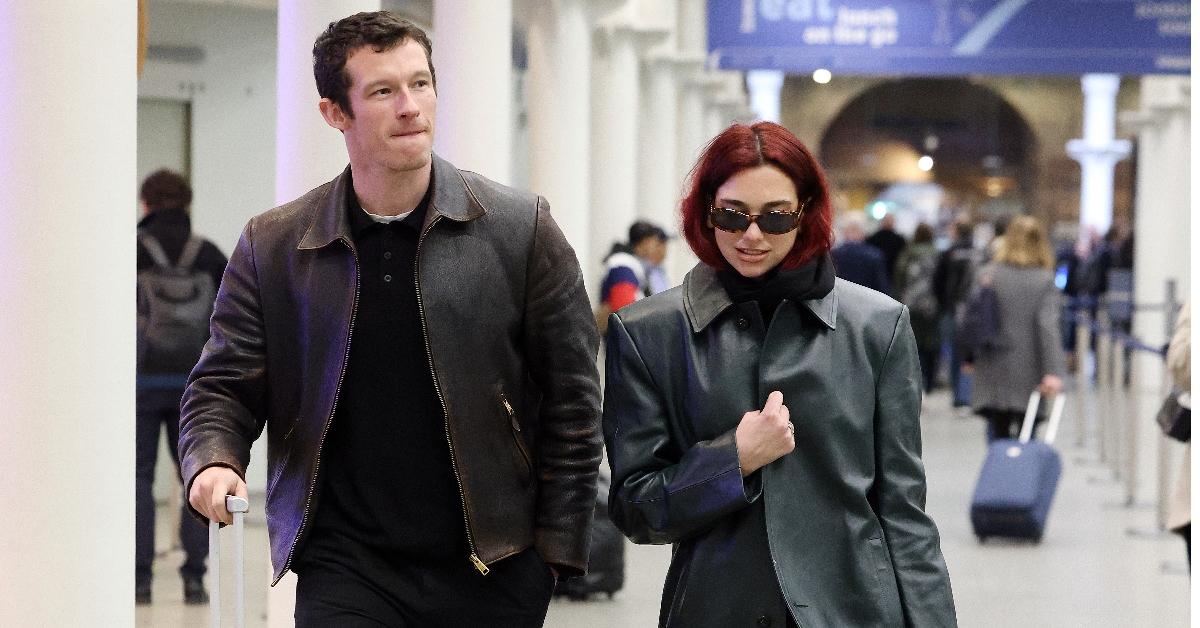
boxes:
[708,205,804,235]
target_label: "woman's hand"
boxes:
[1039,374,1063,395]
[735,391,796,476]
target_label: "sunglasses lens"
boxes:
[712,208,750,232]
[758,213,797,234]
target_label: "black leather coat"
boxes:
[179,155,602,583]
[603,264,956,627]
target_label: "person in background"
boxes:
[603,121,956,627]
[1060,225,1106,372]
[1166,299,1190,564]
[932,216,980,408]
[597,221,669,320]
[866,212,907,285]
[831,210,891,294]
[964,215,1065,440]
[178,13,601,626]
[893,223,942,393]
[135,169,228,606]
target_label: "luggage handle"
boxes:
[209,495,249,628]
[1018,391,1066,445]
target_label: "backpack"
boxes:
[957,272,1002,360]
[137,232,216,374]
[900,252,939,320]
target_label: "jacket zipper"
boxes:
[415,216,489,575]
[500,392,532,478]
[276,237,360,585]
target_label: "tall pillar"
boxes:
[1121,75,1190,504]
[271,3,380,625]
[1066,74,1131,234]
[433,0,513,184]
[591,16,667,293]
[638,56,682,229]
[527,0,593,289]
[0,4,135,624]
[675,0,708,174]
[276,1,381,204]
[746,69,784,123]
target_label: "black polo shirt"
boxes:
[306,175,466,559]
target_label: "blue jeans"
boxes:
[940,313,971,406]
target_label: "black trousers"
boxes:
[135,387,208,584]
[295,533,555,627]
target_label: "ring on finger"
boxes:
[786,421,795,434]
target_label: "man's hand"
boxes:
[735,391,795,476]
[188,466,248,525]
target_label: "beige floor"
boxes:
[136,385,1190,628]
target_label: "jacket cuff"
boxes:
[534,527,588,578]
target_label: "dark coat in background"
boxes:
[866,227,907,281]
[603,264,956,628]
[832,240,891,294]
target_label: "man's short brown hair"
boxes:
[140,169,192,213]
[312,11,435,119]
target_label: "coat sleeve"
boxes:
[603,312,762,546]
[874,307,958,627]
[179,220,269,521]
[1036,280,1067,378]
[521,197,604,576]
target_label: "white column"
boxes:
[526,0,593,285]
[746,69,784,123]
[1122,75,1190,505]
[276,1,381,204]
[638,55,681,228]
[1066,74,1132,235]
[0,4,135,625]
[433,0,513,184]
[272,5,379,624]
[590,18,666,293]
[675,0,709,182]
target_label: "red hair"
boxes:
[680,122,834,271]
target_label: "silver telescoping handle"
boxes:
[209,495,249,628]
[1018,391,1066,445]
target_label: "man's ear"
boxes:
[318,98,349,131]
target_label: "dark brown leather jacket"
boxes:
[179,155,602,583]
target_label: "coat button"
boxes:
[735,317,750,330]
[756,616,771,627]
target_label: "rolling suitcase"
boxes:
[555,471,625,600]
[970,391,1066,542]
[209,495,249,628]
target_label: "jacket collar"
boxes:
[299,153,484,250]
[683,263,838,332]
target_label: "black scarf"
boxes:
[717,254,835,323]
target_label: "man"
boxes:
[179,12,602,626]
[831,210,890,294]
[597,220,668,324]
[932,216,981,407]
[865,212,906,285]
[135,169,227,606]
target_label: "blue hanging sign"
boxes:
[708,0,1190,75]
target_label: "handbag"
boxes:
[1155,391,1191,442]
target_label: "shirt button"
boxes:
[383,274,392,282]
[756,616,771,627]
[735,317,750,330]
[383,251,393,260]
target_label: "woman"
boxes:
[893,223,942,392]
[602,122,956,628]
[965,215,1066,439]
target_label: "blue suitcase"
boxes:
[970,391,1066,542]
